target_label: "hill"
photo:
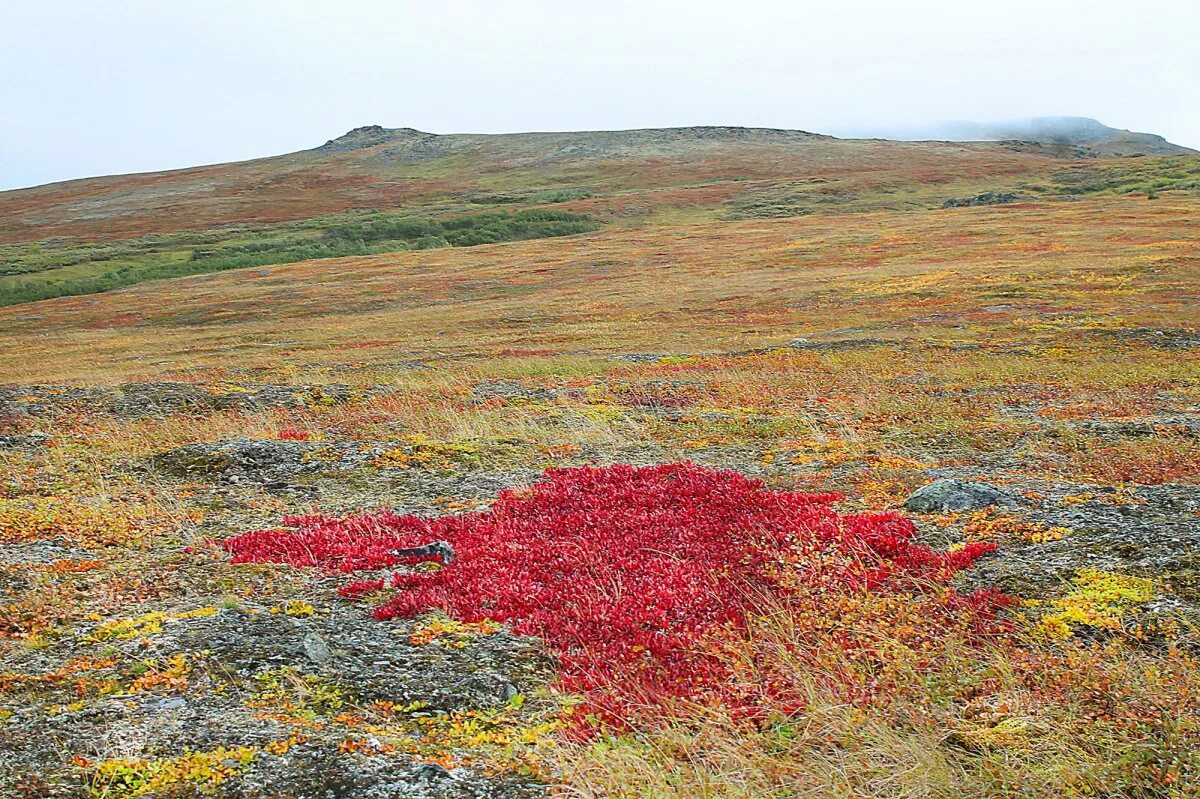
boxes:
[0,125,1048,243]
[2,122,1199,307]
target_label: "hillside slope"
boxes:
[6,122,1200,308]
[2,190,1198,796]
[0,125,1088,244]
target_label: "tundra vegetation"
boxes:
[0,128,1197,797]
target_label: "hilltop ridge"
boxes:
[0,122,1050,245]
[2,118,1191,247]
[1,118,1197,306]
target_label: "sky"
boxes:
[2,0,1197,190]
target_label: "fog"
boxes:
[2,0,1197,189]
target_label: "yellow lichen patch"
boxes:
[249,667,345,718]
[175,607,220,620]
[269,600,316,617]
[0,655,118,696]
[558,404,627,425]
[413,705,560,776]
[408,616,503,648]
[88,745,259,797]
[850,475,916,510]
[762,438,854,467]
[1037,569,1155,639]
[0,497,149,547]
[86,607,219,642]
[206,382,251,396]
[372,435,480,470]
[298,445,341,465]
[128,654,191,694]
[319,695,562,778]
[1025,526,1069,544]
[962,511,1071,545]
[86,612,166,642]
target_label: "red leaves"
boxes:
[222,463,1006,729]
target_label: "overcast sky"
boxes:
[2,0,1197,190]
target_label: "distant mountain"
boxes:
[0,125,1035,243]
[894,117,1195,157]
[0,121,1192,246]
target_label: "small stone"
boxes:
[302,631,332,663]
[413,762,450,781]
[942,191,1030,208]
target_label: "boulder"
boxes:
[302,631,332,664]
[154,439,316,478]
[942,191,1030,208]
[904,478,1017,513]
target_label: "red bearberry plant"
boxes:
[223,463,1009,730]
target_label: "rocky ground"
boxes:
[2,364,1197,796]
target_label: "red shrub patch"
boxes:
[223,463,1006,728]
[276,428,311,441]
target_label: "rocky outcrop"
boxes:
[904,479,1020,513]
[942,191,1031,208]
[0,382,387,419]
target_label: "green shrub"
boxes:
[0,209,600,307]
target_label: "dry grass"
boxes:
[552,602,1200,799]
[1,195,1196,387]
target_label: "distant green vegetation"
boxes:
[322,208,598,247]
[465,187,593,205]
[1043,155,1200,196]
[0,209,599,307]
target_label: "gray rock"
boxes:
[606,353,671,363]
[0,381,389,420]
[1107,327,1200,350]
[784,337,893,352]
[0,431,51,449]
[154,439,318,478]
[469,380,567,405]
[390,540,455,565]
[904,479,1018,513]
[302,631,332,664]
[942,191,1031,208]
